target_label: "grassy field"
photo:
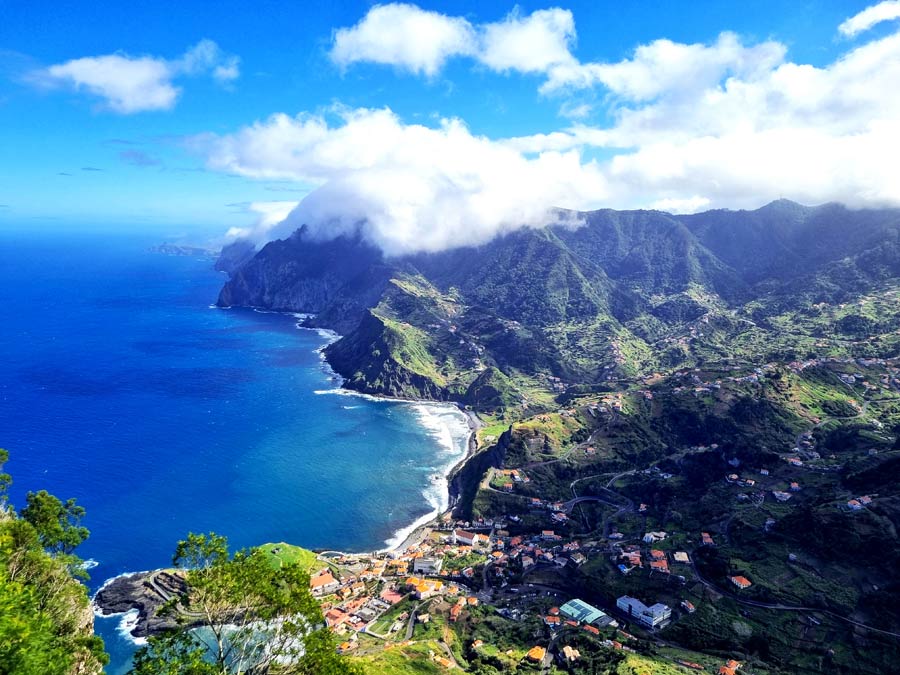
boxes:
[257,542,321,573]
[353,640,448,675]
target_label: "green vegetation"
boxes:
[352,640,446,675]
[258,542,320,573]
[130,532,361,675]
[218,203,900,674]
[0,449,107,675]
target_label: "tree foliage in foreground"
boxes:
[130,532,362,675]
[0,448,107,675]
[20,488,89,555]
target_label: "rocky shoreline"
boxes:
[93,570,198,638]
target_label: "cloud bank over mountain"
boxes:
[199,107,602,254]
[199,2,900,255]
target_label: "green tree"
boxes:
[130,532,362,675]
[0,449,107,675]
[0,448,11,503]
[20,489,89,555]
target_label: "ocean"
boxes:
[0,228,470,673]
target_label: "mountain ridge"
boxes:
[217,200,900,413]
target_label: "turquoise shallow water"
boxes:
[0,229,469,672]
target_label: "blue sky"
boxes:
[1,1,899,247]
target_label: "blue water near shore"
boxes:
[0,229,470,673]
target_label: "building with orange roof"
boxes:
[650,558,670,574]
[730,575,752,589]
[453,529,487,546]
[310,571,339,596]
[324,608,348,627]
[526,646,546,662]
[405,576,444,599]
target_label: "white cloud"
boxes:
[839,1,900,37]
[175,39,240,83]
[509,27,900,210]
[45,55,178,113]
[225,201,300,242]
[329,4,579,81]
[39,40,239,113]
[330,3,476,76]
[648,196,711,213]
[329,5,786,102]
[196,107,609,255]
[479,8,576,73]
[541,32,786,97]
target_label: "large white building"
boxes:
[412,557,444,575]
[452,529,487,546]
[616,596,672,629]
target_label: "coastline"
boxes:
[278,308,485,553]
[386,407,482,553]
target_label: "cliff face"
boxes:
[214,239,256,275]
[324,310,452,401]
[217,228,391,334]
[448,427,512,519]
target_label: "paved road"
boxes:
[404,599,431,640]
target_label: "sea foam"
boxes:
[382,403,471,551]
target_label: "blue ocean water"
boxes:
[0,229,469,673]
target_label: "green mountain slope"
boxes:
[218,200,900,410]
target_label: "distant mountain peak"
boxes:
[756,198,808,212]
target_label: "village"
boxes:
[294,356,900,673]
[296,505,754,674]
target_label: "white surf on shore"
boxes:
[91,570,153,647]
[381,403,471,550]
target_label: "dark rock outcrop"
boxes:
[93,570,194,638]
[217,228,391,334]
